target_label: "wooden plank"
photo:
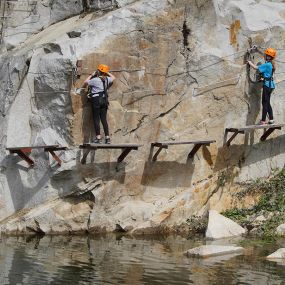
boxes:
[80,143,143,149]
[6,144,59,151]
[152,140,216,147]
[44,146,67,151]
[227,124,285,132]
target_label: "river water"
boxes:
[0,234,285,284]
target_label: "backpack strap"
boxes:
[100,77,109,105]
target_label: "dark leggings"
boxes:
[261,85,274,121]
[90,97,109,136]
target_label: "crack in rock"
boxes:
[156,100,182,118]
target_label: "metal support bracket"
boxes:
[81,149,91,164]
[45,147,66,166]
[8,145,67,167]
[260,127,281,141]
[152,145,168,161]
[188,143,204,159]
[117,148,133,163]
[9,148,34,166]
[79,144,141,164]
[224,129,245,146]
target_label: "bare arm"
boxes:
[75,74,93,95]
[247,60,258,70]
[107,72,116,81]
[82,74,92,88]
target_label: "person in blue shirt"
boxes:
[247,48,276,125]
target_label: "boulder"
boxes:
[267,248,285,260]
[206,210,246,239]
[185,245,244,258]
[276,224,285,236]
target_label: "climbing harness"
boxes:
[87,76,109,107]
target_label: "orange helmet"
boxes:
[97,64,110,73]
[264,48,276,58]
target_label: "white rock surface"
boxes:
[276,224,285,235]
[267,248,285,260]
[185,245,244,258]
[206,210,246,239]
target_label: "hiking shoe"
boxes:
[92,138,101,144]
[257,120,266,125]
[268,120,275,125]
[105,137,111,144]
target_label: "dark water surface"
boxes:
[1,234,285,284]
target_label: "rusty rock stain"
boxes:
[230,20,241,48]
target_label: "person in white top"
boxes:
[82,64,116,144]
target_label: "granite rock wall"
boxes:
[0,0,284,234]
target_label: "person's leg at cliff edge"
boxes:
[247,47,276,125]
[261,86,274,124]
[90,96,102,143]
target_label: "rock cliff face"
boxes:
[0,0,284,234]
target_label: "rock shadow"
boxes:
[214,134,285,172]
[4,154,52,211]
[141,159,195,188]
[245,82,262,124]
[244,80,262,144]
[75,150,127,184]
[81,96,95,143]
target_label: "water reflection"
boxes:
[0,235,285,284]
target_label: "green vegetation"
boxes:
[222,168,285,239]
[186,215,208,234]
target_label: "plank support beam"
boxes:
[117,148,133,163]
[151,140,215,161]
[188,143,204,159]
[45,148,66,166]
[9,148,34,166]
[224,129,245,146]
[151,144,168,162]
[7,145,67,167]
[79,143,142,164]
[260,127,281,141]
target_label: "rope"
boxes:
[192,74,242,97]
[4,46,284,111]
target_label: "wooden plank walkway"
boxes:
[150,140,216,161]
[224,124,285,146]
[79,143,143,164]
[6,145,68,166]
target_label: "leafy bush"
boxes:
[222,168,285,238]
